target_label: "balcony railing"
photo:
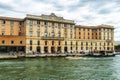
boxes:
[106,39,112,42]
[41,36,64,40]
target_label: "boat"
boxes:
[65,57,83,60]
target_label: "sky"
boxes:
[0,0,120,41]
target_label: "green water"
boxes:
[0,56,120,80]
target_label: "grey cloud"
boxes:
[98,9,112,14]
[82,15,97,22]
[0,3,14,11]
[0,2,26,13]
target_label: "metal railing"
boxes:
[41,36,64,40]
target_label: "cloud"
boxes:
[0,0,120,41]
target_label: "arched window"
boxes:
[2,40,5,44]
[59,41,60,45]
[45,41,47,45]
[20,41,22,44]
[38,40,40,45]
[71,41,72,46]
[81,42,83,46]
[86,42,88,46]
[30,40,32,45]
[11,40,14,44]
[76,42,78,46]
[65,41,67,45]
[30,46,32,50]
[52,41,54,45]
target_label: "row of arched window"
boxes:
[1,40,23,44]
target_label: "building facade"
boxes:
[0,16,25,53]
[0,13,114,54]
[75,25,114,53]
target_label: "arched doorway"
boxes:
[44,47,48,53]
[51,47,55,53]
[64,47,67,53]
[57,47,61,53]
[37,46,41,53]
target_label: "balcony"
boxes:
[106,39,112,42]
[41,36,64,40]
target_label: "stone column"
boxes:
[61,46,64,53]
[48,46,51,53]
[55,46,57,53]
[41,46,44,54]
[68,45,71,53]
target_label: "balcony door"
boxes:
[51,47,55,53]
[44,47,48,53]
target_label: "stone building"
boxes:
[75,25,114,53]
[0,13,114,54]
[0,16,25,53]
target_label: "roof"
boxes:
[75,24,114,29]
[25,13,75,24]
[0,16,23,21]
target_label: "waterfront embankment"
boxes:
[0,52,115,60]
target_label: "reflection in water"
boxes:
[0,57,120,80]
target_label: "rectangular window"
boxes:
[2,20,5,24]
[10,26,14,30]
[30,20,33,24]
[70,25,72,30]
[58,23,61,27]
[65,34,67,38]
[19,32,21,36]
[44,22,48,25]
[30,31,32,36]
[2,25,5,30]
[18,22,21,27]
[70,34,72,39]
[10,21,14,31]
[30,25,32,29]
[58,26,60,29]
[64,24,67,27]
[2,31,5,35]
[37,32,40,37]
[10,32,14,35]
[10,21,14,25]
[52,23,54,26]
[37,20,40,24]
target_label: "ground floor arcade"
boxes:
[0,46,25,53]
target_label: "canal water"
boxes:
[0,56,120,80]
